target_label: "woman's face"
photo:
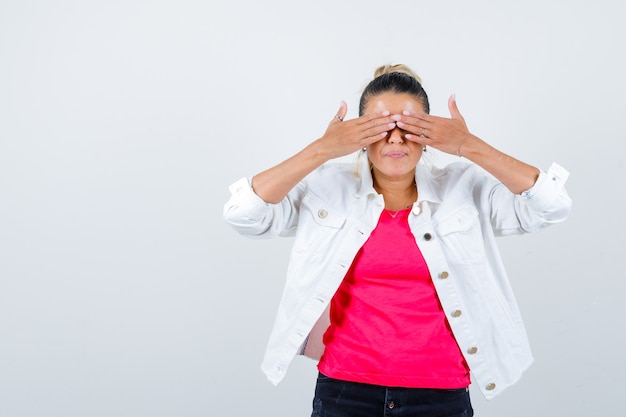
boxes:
[364,92,426,182]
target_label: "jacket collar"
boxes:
[415,164,443,205]
[355,158,377,198]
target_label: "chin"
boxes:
[381,168,415,179]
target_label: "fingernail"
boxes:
[382,110,390,116]
[391,115,401,121]
[402,110,410,115]
[396,121,405,127]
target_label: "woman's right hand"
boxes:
[251,102,397,204]
[314,101,398,160]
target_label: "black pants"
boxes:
[312,373,473,417]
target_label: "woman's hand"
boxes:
[394,94,540,194]
[251,101,397,203]
[394,94,471,157]
[314,100,398,160]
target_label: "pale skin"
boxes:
[251,92,539,209]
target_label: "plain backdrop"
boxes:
[1,0,625,416]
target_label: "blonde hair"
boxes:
[373,64,423,84]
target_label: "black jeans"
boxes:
[311,373,473,417]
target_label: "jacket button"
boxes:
[451,310,462,318]
[423,232,432,241]
[439,271,449,279]
[467,346,478,354]
[412,206,421,215]
[317,209,328,218]
[486,383,496,391]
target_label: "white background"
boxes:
[1,0,625,416]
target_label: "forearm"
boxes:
[251,139,330,204]
[461,135,540,195]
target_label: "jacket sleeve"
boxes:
[223,176,306,238]
[488,162,572,236]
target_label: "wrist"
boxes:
[307,138,334,164]
[457,135,469,157]
[456,134,481,159]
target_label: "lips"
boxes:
[385,151,407,158]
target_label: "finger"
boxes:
[332,100,348,123]
[360,130,389,146]
[448,94,465,121]
[360,119,397,139]
[404,133,429,147]
[395,120,426,137]
[401,110,434,123]
[356,110,392,126]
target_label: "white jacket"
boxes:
[223,158,571,400]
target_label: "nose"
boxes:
[388,125,404,144]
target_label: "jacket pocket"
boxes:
[434,205,485,265]
[301,193,346,229]
[304,195,346,228]
[294,194,347,254]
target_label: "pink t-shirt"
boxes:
[318,208,470,388]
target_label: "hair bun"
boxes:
[374,64,422,84]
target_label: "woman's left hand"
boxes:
[395,94,541,194]
[394,94,471,157]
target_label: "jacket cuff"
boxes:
[224,177,270,218]
[520,163,570,208]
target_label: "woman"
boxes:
[223,64,571,416]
